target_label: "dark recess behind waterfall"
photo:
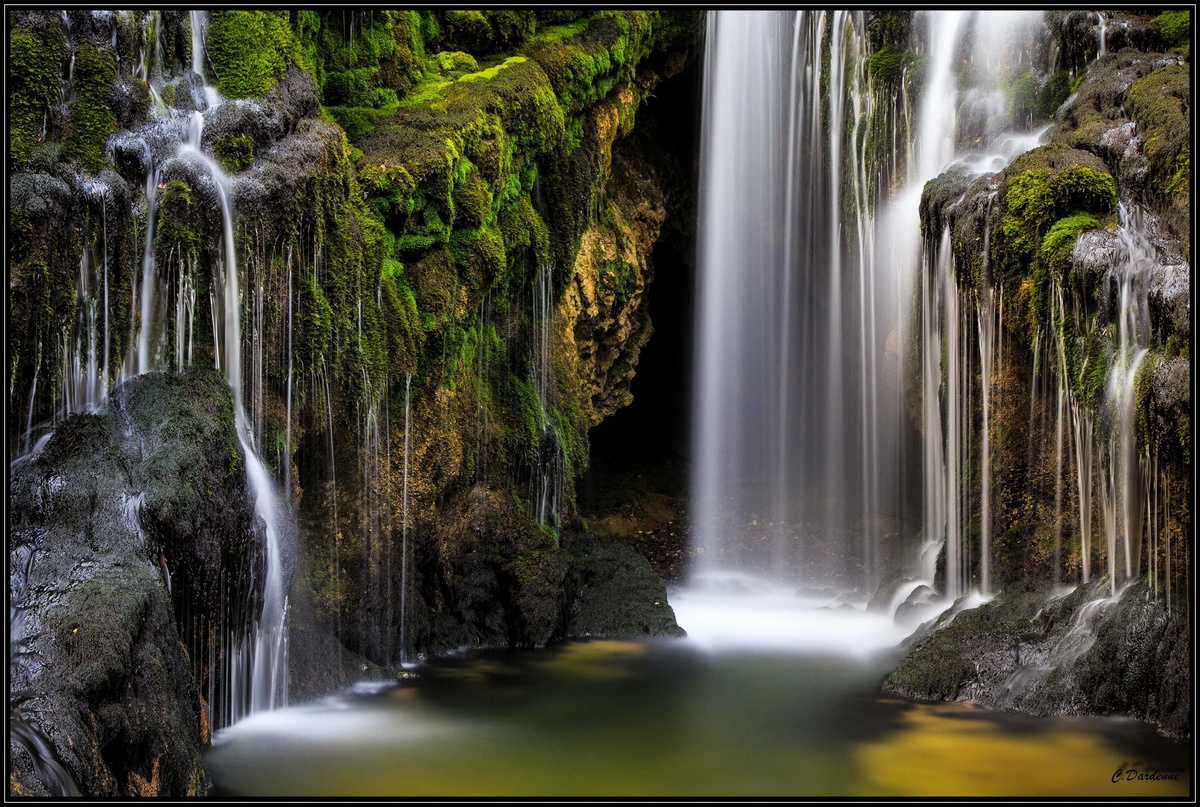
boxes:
[582,56,701,504]
[581,50,924,541]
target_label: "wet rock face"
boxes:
[884,582,1190,739]
[8,370,259,797]
[561,114,667,426]
[562,533,686,639]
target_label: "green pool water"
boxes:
[206,635,1189,797]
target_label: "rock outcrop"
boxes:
[9,370,261,797]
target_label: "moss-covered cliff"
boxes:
[897,10,1190,736]
[916,12,1190,594]
[7,12,702,757]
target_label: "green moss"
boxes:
[1037,71,1073,119]
[1128,65,1190,205]
[1040,212,1098,268]
[868,46,907,87]
[324,106,391,142]
[299,275,334,368]
[62,42,116,171]
[213,135,255,173]
[438,10,537,54]
[1001,168,1055,265]
[1152,11,1191,50]
[9,25,65,166]
[1051,163,1116,213]
[999,155,1115,280]
[206,11,297,98]
[433,50,479,77]
[1164,145,1190,196]
[155,180,198,258]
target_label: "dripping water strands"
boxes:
[181,115,290,717]
[110,64,290,722]
[399,373,412,666]
[531,261,562,531]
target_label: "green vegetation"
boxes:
[999,154,1115,278]
[206,11,304,98]
[868,46,906,87]
[62,42,116,171]
[213,135,255,173]
[1127,65,1190,199]
[9,25,65,166]
[1040,212,1098,268]
[1152,10,1190,50]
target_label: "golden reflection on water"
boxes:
[209,641,1189,798]
[854,701,1189,797]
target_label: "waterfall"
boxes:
[179,110,289,716]
[695,10,916,586]
[913,12,970,597]
[103,15,291,721]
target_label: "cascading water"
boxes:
[693,10,1055,605]
[530,260,562,530]
[178,109,289,718]
[693,11,896,587]
[50,12,293,726]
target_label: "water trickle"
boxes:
[531,261,561,530]
[399,373,412,664]
[181,108,289,716]
[189,10,222,110]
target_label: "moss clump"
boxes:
[433,50,479,77]
[1001,168,1056,265]
[62,42,117,171]
[1152,10,1190,50]
[998,151,1115,277]
[155,180,198,258]
[206,11,299,98]
[9,25,65,166]
[212,135,255,174]
[1040,212,1098,269]
[437,10,537,55]
[868,45,907,87]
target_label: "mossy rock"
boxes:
[562,533,686,639]
[9,24,66,166]
[205,11,299,98]
[9,369,262,796]
[212,134,255,173]
[62,42,117,171]
[994,145,1114,280]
